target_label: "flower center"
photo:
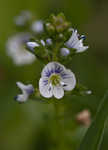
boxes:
[49,74,61,86]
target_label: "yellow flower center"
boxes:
[49,74,61,86]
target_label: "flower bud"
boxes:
[60,48,70,56]
[76,109,91,127]
[46,38,52,45]
[26,41,39,52]
[46,23,55,33]
[31,20,44,34]
[14,11,32,27]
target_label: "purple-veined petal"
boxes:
[39,78,53,98]
[53,86,64,99]
[61,69,76,91]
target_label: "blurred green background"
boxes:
[0,0,108,150]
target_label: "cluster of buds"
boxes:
[6,12,91,103]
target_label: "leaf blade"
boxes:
[78,91,108,150]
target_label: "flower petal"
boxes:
[65,30,79,48]
[6,33,36,66]
[73,39,88,52]
[41,62,65,78]
[15,94,28,103]
[77,46,89,53]
[15,82,34,102]
[65,30,89,53]
[61,69,76,91]
[16,82,26,91]
[39,78,53,98]
[53,86,64,99]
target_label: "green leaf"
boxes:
[78,91,108,150]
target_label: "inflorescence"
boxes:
[6,11,91,102]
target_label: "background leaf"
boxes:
[78,91,108,150]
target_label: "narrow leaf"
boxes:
[78,91,108,150]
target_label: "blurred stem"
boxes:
[52,42,60,61]
[53,103,65,150]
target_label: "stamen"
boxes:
[80,35,86,40]
[60,81,67,87]
[49,74,61,86]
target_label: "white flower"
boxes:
[14,11,32,27]
[6,33,36,66]
[60,48,70,56]
[65,29,89,53]
[15,82,34,103]
[31,20,44,34]
[39,62,76,99]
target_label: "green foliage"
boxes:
[78,91,108,150]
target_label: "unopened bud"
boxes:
[60,48,70,56]
[31,20,44,34]
[76,109,91,127]
[26,41,39,52]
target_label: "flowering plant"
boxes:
[7,12,104,150]
[6,12,91,102]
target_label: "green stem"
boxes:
[52,42,60,61]
[53,102,65,150]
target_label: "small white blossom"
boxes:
[15,82,34,103]
[26,41,39,52]
[31,20,44,34]
[14,11,32,27]
[6,33,36,66]
[60,48,70,56]
[65,29,89,53]
[39,62,76,99]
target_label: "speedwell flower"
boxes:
[15,82,34,103]
[65,29,89,53]
[6,33,36,66]
[39,62,76,99]
[14,11,32,27]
